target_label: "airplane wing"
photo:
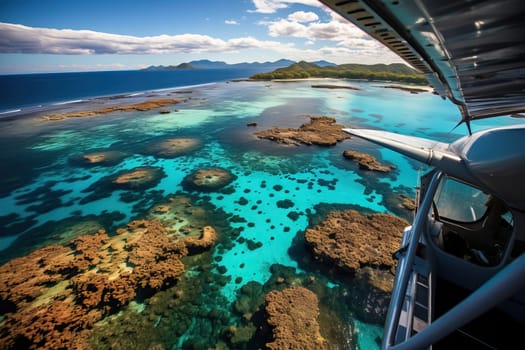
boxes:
[342,128,472,178]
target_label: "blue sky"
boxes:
[0,0,403,74]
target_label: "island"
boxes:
[250,61,427,85]
[342,150,396,172]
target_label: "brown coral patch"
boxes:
[147,137,202,158]
[351,267,395,323]
[254,115,350,146]
[147,195,212,238]
[183,226,218,254]
[264,286,328,350]
[182,167,237,192]
[304,209,409,273]
[112,166,164,189]
[398,193,416,211]
[343,150,395,172]
[0,219,191,349]
[75,150,127,166]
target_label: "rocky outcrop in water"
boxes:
[343,149,396,172]
[264,286,328,350]
[254,115,350,146]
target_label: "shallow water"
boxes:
[0,79,521,349]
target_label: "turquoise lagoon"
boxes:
[0,79,521,349]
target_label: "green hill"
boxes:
[250,61,426,84]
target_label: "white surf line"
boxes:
[51,99,84,106]
[0,109,22,115]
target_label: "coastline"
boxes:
[0,72,433,119]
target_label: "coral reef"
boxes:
[183,225,218,254]
[254,115,350,146]
[343,149,396,172]
[302,208,410,323]
[351,267,395,323]
[398,193,417,211]
[112,166,165,189]
[0,204,218,349]
[304,209,409,273]
[382,192,417,219]
[264,286,328,350]
[42,99,181,121]
[74,150,127,166]
[147,137,202,158]
[182,167,237,192]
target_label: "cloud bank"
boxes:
[0,22,286,55]
[257,8,402,64]
[249,0,322,14]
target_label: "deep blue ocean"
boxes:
[0,68,266,111]
[0,71,522,349]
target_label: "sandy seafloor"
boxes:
[0,79,521,349]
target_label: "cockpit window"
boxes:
[433,176,514,266]
[434,177,489,223]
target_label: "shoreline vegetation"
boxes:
[249,61,427,85]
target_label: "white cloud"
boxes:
[0,22,286,55]
[267,19,306,37]
[225,20,239,25]
[270,44,403,65]
[259,5,404,65]
[266,16,368,42]
[249,0,322,14]
[287,11,318,23]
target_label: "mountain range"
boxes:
[142,59,336,71]
[141,59,425,84]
